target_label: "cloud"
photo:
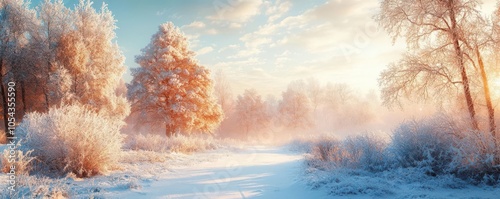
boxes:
[274,50,290,68]
[208,0,263,23]
[274,0,380,53]
[197,47,214,55]
[214,58,261,68]
[156,11,165,16]
[232,33,272,58]
[230,0,292,58]
[182,21,206,29]
[206,0,263,32]
[264,0,292,22]
[231,48,261,58]
[182,21,219,35]
[218,44,239,53]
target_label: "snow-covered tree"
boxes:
[278,80,312,129]
[213,69,233,116]
[57,0,129,120]
[33,0,73,110]
[234,89,270,137]
[323,82,352,111]
[213,69,233,134]
[0,0,38,139]
[306,78,322,113]
[377,0,496,133]
[128,22,223,137]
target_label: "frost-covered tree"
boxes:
[128,22,223,137]
[307,78,322,113]
[234,89,270,137]
[278,80,312,129]
[213,69,233,116]
[377,0,496,133]
[57,0,129,120]
[323,82,352,111]
[33,0,73,110]
[0,0,38,139]
[213,69,233,134]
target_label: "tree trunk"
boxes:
[43,61,52,111]
[448,0,479,131]
[476,46,497,164]
[20,81,26,116]
[476,47,495,136]
[0,58,9,140]
[166,124,173,137]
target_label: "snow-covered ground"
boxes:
[106,146,328,199]
[0,145,327,198]
[2,145,500,198]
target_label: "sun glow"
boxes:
[491,77,500,99]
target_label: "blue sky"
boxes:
[29,0,498,96]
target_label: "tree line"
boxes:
[0,0,129,140]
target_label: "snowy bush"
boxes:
[16,104,125,177]
[126,133,220,153]
[1,148,35,176]
[1,175,69,199]
[166,134,219,153]
[126,133,169,152]
[389,119,456,175]
[308,134,387,172]
[451,130,499,183]
[343,135,387,171]
[308,137,341,170]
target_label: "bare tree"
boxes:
[377,0,486,131]
[213,69,234,134]
[278,80,312,129]
[324,82,352,111]
[234,89,270,137]
[307,77,322,113]
[213,69,233,112]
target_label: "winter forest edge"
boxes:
[2,0,500,198]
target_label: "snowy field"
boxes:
[2,144,500,198]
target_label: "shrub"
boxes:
[1,148,35,176]
[126,133,219,153]
[451,130,499,183]
[308,134,386,171]
[16,104,125,177]
[389,119,455,175]
[343,135,387,171]
[1,175,69,199]
[126,133,168,152]
[305,115,500,185]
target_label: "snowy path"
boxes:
[113,146,327,199]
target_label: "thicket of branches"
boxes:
[0,0,129,140]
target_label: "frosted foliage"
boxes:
[55,0,129,120]
[48,63,73,104]
[128,22,223,135]
[278,80,312,129]
[16,104,124,177]
[0,0,38,96]
[234,89,270,135]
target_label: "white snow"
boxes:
[100,146,328,199]
[2,145,500,198]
